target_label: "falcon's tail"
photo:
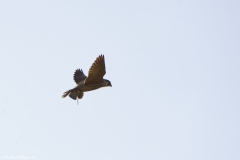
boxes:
[62,89,74,98]
[62,88,79,100]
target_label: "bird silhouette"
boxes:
[62,55,112,101]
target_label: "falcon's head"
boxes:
[103,79,112,87]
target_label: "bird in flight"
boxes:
[62,55,112,102]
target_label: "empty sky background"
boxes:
[0,1,240,160]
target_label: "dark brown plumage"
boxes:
[62,55,112,100]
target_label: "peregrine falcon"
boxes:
[62,55,112,101]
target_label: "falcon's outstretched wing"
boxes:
[84,55,106,85]
[74,69,87,84]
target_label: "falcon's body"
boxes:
[62,55,112,100]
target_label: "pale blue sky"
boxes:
[0,1,240,160]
